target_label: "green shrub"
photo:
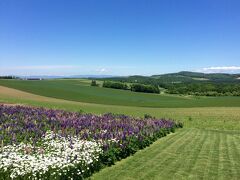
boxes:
[102,81,128,90]
[130,83,160,94]
[144,114,154,119]
[91,80,98,86]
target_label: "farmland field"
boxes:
[1,79,240,108]
[0,80,240,179]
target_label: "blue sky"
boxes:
[0,0,240,76]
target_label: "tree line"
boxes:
[91,78,240,96]
[98,81,160,94]
[0,76,17,79]
[164,83,240,96]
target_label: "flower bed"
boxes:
[0,105,182,179]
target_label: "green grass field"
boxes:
[92,129,240,180]
[1,85,240,130]
[0,80,240,179]
[1,79,240,108]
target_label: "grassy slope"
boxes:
[1,85,240,130]
[0,85,240,179]
[1,79,240,108]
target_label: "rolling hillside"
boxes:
[0,84,240,179]
[101,71,240,84]
[152,71,240,82]
[0,79,240,108]
[99,71,240,96]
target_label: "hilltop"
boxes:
[151,71,240,83]
[100,71,240,84]
[98,71,240,96]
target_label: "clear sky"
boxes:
[0,0,240,76]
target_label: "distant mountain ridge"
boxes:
[152,71,240,79]
[16,75,115,79]
[4,71,240,82]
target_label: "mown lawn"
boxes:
[1,79,240,108]
[92,129,240,180]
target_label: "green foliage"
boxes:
[130,83,160,94]
[100,71,240,96]
[144,114,154,119]
[0,76,17,79]
[78,109,85,114]
[165,83,240,96]
[99,127,178,167]
[91,80,98,86]
[102,81,128,90]
[102,81,160,94]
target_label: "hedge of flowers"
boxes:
[0,105,182,179]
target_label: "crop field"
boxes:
[0,80,240,179]
[1,79,240,108]
[1,85,240,130]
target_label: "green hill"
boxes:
[99,71,240,96]
[152,71,240,82]
[103,71,240,83]
[1,79,240,108]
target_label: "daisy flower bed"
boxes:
[0,105,182,179]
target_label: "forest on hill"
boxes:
[97,71,240,96]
